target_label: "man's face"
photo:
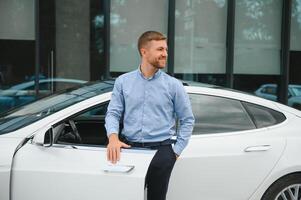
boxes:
[142,40,168,69]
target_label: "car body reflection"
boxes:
[0,78,87,113]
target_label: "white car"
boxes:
[1,80,301,200]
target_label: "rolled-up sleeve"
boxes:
[105,77,124,137]
[172,81,195,155]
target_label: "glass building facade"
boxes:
[0,0,300,113]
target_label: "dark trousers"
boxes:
[145,144,177,200]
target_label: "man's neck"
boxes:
[140,64,158,78]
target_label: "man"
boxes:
[105,31,194,200]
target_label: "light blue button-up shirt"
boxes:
[105,68,195,155]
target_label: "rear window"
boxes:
[189,94,256,134]
[243,102,286,128]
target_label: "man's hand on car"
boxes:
[107,133,131,164]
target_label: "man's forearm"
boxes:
[105,113,121,137]
[173,118,194,155]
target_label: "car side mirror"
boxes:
[32,127,54,147]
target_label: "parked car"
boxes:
[1,80,301,200]
[0,78,87,113]
[255,83,301,110]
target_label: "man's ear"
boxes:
[140,48,147,57]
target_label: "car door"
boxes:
[167,93,286,200]
[10,126,156,200]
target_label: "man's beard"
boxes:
[149,57,166,69]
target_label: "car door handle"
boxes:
[244,145,271,152]
[103,164,135,173]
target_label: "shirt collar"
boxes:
[138,66,161,80]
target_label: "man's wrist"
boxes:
[108,133,118,142]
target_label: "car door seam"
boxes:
[247,138,288,200]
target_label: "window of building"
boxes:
[233,0,282,100]
[290,0,301,51]
[0,0,35,114]
[234,0,282,75]
[110,0,168,74]
[0,0,34,40]
[174,0,227,86]
[0,0,104,114]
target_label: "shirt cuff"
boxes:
[106,129,119,138]
[172,144,183,156]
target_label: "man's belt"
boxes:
[125,138,176,148]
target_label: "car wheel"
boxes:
[261,174,301,200]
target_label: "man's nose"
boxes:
[162,50,168,57]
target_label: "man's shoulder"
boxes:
[161,72,182,85]
[116,70,138,82]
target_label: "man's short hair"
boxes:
[137,31,167,56]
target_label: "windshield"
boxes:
[291,87,301,97]
[0,81,114,135]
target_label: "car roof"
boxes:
[185,85,283,111]
[289,84,301,88]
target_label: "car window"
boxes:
[189,94,256,134]
[242,102,286,128]
[291,87,301,96]
[262,86,276,95]
[55,102,110,145]
[77,103,108,117]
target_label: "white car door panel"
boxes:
[0,137,24,200]
[11,143,155,200]
[167,131,286,200]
